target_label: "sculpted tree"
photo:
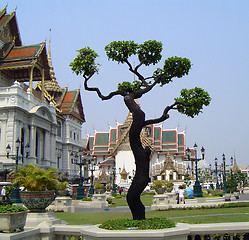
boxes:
[70,40,211,220]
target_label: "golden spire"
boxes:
[45,28,61,92]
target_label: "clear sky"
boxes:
[3,1,249,167]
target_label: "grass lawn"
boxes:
[110,194,154,207]
[54,206,249,225]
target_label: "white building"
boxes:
[87,111,187,188]
[0,7,85,180]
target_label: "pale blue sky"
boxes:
[3,1,249,166]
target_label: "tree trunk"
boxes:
[124,95,150,220]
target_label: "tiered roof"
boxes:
[0,7,85,123]
[87,109,186,158]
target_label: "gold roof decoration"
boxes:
[98,169,108,183]
[110,99,154,156]
[109,112,133,156]
[233,158,240,173]
[160,151,177,175]
[120,166,128,180]
[43,29,61,92]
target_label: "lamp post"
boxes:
[6,138,30,203]
[222,153,227,194]
[214,157,220,190]
[71,151,90,199]
[111,167,117,195]
[88,156,96,197]
[186,143,205,197]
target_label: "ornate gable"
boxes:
[160,152,177,175]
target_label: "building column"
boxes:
[29,66,34,94]
[44,130,50,161]
[26,125,37,165]
[173,172,177,180]
[50,132,56,168]
[0,120,7,156]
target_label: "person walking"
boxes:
[1,186,6,201]
[178,186,185,204]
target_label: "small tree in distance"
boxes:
[70,40,211,220]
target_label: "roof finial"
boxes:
[48,28,51,60]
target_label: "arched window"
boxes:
[57,121,62,137]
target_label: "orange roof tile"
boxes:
[6,47,38,59]
[63,92,75,102]
[0,16,6,25]
[61,104,71,108]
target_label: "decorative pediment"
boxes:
[30,106,54,122]
[160,152,178,175]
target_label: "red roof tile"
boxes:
[63,92,75,102]
[0,16,6,25]
[6,47,37,59]
[61,104,71,108]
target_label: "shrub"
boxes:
[12,164,59,191]
[99,217,176,230]
[0,204,27,213]
[115,194,122,198]
[94,183,105,189]
[165,181,174,188]
[151,180,165,189]
[82,197,92,201]
[106,197,113,204]
[106,185,112,191]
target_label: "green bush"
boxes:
[99,217,176,230]
[94,183,105,189]
[141,191,156,195]
[0,204,27,213]
[151,180,165,188]
[106,197,113,204]
[82,197,92,201]
[115,194,122,198]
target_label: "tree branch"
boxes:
[84,76,126,100]
[143,102,180,126]
[125,60,149,87]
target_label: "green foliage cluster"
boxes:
[223,202,249,208]
[69,47,99,78]
[115,194,123,198]
[174,87,211,118]
[105,40,138,64]
[82,197,92,202]
[106,197,113,204]
[151,180,165,188]
[206,189,224,197]
[106,185,112,191]
[224,170,246,193]
[0,204,27,213]
[99,217,175,230]
[117,80,141,92]
[13,164,59,191]
[94,183,105,189]
[70,40,211,120]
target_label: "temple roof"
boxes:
[55,88,85,122]
[0,7,22,46]
[0,42,52,81]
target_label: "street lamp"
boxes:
[71,150,90,199]
[111,167,117,195]
[88,156,97,197]
[222,153,227,193]
[215,157,220,190]
[186,143,205,197]
[6,138,30,203]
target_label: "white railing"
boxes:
[2,222,249,240]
